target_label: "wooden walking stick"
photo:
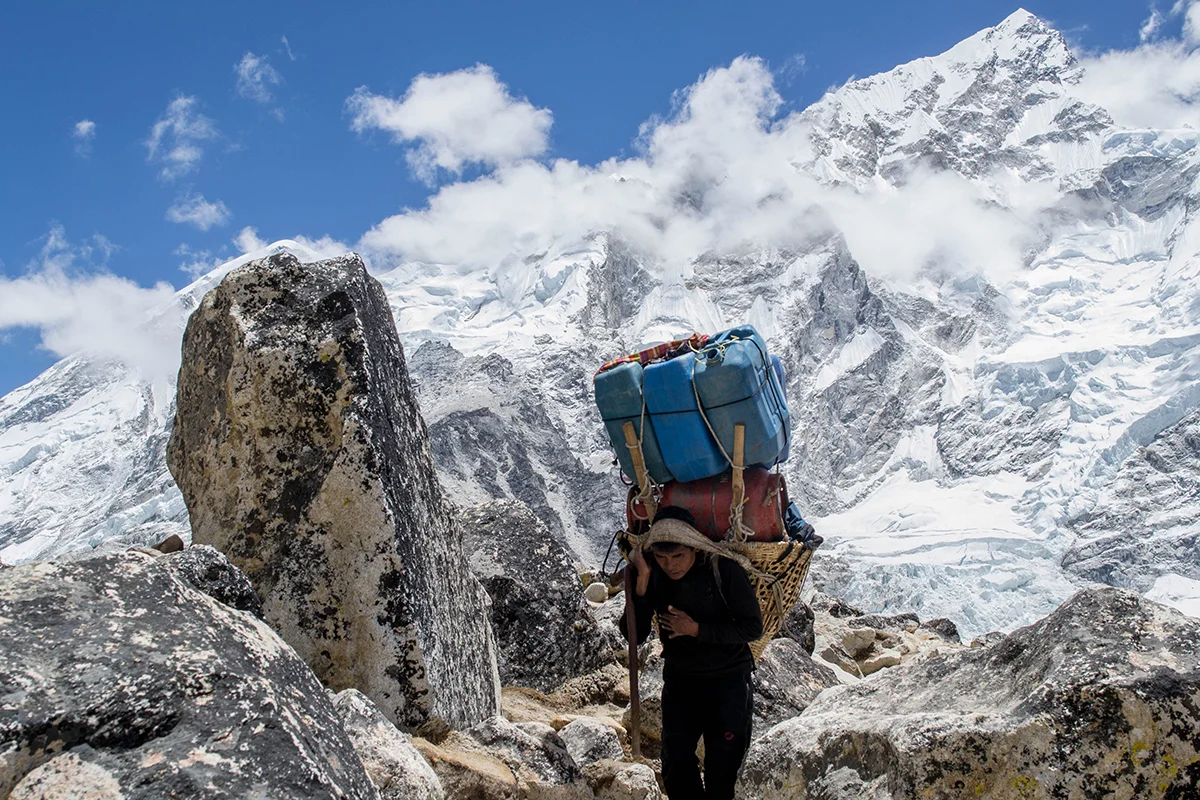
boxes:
[619,421,656,759]
[624,564,641,758]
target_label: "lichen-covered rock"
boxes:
[752,638,839,734]
[558,717,623,767]
[164,543,263,616]
[0,551,379,799]
[167,252,499,731]
[582,760,663,800]
[460,501,609,693]
[738,587,1200,799]
[334,689,445,800]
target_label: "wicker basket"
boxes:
[730,539,814,660]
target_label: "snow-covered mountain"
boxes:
[3,10,1199,637]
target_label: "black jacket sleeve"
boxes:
[618,569,656,646]
[697,558,764,645]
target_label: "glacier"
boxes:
[3,9,1199,639]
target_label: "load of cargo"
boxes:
[592,323,821,660]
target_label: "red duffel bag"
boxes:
[627,467,788,542]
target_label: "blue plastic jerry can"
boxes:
[593,361,675,485]
[643,356,728,483]
[770,355,792,465]
[692,325,790,469]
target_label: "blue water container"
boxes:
[770,355,792,464]
[692,325,790,469]
[643,356,728,482]
[594,362,674,485]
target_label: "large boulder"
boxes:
[738,587,1200,799]
[751,638,839,734]
[168,252,499,731]
[460,501,610,692]
[0,549,379,799]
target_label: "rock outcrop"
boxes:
[751,638,840,732]
[168,252,499,731]
[0,549,379,799]
[461,500,610,692]
[738,587,1200,798]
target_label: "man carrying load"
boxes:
[620,505,763,800]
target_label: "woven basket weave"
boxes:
[729,539,814,660]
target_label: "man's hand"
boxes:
[630,545,651,596]
[660,605,699,638]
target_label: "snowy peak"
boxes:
[964,8,1075,74]
[798,9,1105,186]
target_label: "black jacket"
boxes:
[621,555,763,678]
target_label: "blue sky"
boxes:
[0,1,1181,395]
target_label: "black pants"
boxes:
[660,669,753,800]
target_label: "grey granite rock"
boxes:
[738,587,1200,798]
[465,717,592,797]
[582,759,663,800]
[0,550,379,799]
[163,544,262,617]
[333,689,445,800]
[918,617,960,644]
[168,252,499,731]
[779,601,816,655]
[752,639,840,734]
[460,500,609,692]
[557,717,623,767]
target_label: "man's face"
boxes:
[653,546,697,580]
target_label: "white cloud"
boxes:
[234,226,268,254]
[1073,1,1200,129]
[174,243,222,279]
[72,119,96,156]
[0,225,181,380]
[1141,8,1165,42]
[233,226,350,261]
[281,35,296,61]
[347,64,553,184]
[354,55,1041,290]
[778,53,808,85]
[235,52,282,105]
[1186,0,1200,42]
[146,96,219,181]
[166,193,231,230]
